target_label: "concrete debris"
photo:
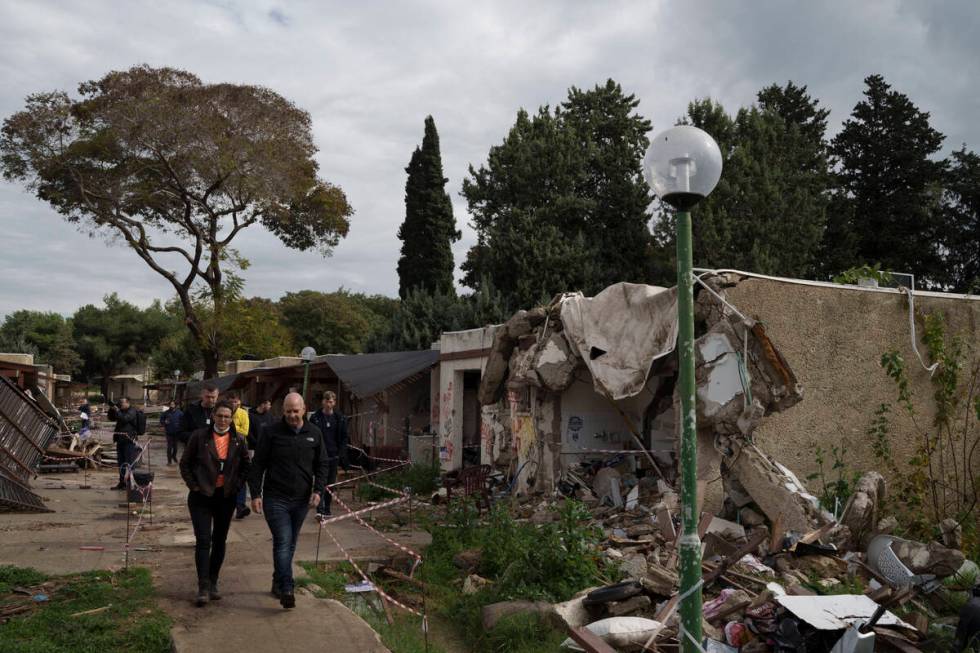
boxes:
[840,472,887,549]
[725,442,825,533]
[889,537,965,577]
[481,599,554,630]
[939,518,963,550]
[534,330,578,392]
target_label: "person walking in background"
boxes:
[160,400,183,465]
[78,401,91,440]
[225,391,251,519]
[179,400,250,607]
[179,383,219,445]
[108,397,139,490]
[248,393,328,609]
[248,398,274,444]
[309,391,349,518]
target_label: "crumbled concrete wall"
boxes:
[724,276,980,502]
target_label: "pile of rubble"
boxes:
[484,468,979,652]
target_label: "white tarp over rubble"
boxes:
[559,283,678,400]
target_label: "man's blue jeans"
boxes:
[263,495,309,595]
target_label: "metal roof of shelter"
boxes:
[320,350,439,399]
[186,350,439,403]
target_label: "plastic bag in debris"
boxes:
[559,616,663,650]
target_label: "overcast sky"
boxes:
[1,0,978,318]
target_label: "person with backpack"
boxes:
[108,396,141,490]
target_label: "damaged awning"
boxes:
[323,350,439,399]
[0,376,59,512]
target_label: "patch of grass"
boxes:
[0,566,171,653]
[298,561,353,599]
[357,463,441,502]
[0,565,47,594]
[484,613,567,653]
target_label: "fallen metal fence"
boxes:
[0,376,59,512]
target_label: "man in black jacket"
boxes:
[309,391,348,517]
[249,393,329,609]
[179,383,219,444]
[247,398,274,447]
[108,397,140,489]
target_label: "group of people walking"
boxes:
[114,384,349,609]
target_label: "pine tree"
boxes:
[397,116,460,298]
[462,80,652,308]
[652,91,831,279]
[827,74,947,285]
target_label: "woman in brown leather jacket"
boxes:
[179,399,250,606]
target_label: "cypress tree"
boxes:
[827,74,946,284]
[397,116,460,298]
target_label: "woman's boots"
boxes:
[195,579,209,607]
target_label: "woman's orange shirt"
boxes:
[213,432,230,488]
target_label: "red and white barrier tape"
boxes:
[559,448,657,455]
[348,445,409,465]
[319,524,425,620]
[314,495,409,525]
[323,486,421,566]
[328,461,410,489]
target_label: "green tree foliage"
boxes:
[369,283,510,352]
[941,148,980,292]
[278,290,396,354]
[462,80,652,308]
[1,65,353,377]
[397,116,460,298]
[72,294,175,396]
[0,310,81,373]
[826,74,947,285]
[653,86,831,279]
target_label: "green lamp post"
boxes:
[300,346,317,405]
[644,125,722,652]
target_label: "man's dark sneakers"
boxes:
[270,582,281,599]
[209,579,222,601]
[280,592,295,609]
[235,506,251,519]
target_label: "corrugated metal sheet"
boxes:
[0,376,59,512]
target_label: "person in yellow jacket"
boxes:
[225,392,252,519]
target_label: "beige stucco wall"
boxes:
[725,277,980,496]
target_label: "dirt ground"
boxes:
[1,434,433,653]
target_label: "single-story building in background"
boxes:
[185,350,439,453]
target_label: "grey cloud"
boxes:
[1,0,978,319]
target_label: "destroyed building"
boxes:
[430,271,980,532]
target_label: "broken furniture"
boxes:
[443,464,492,513]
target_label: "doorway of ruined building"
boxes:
[642,355,681,485]
[461,370,482,467]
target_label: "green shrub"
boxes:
[357,463,441,502]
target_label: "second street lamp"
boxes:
[644,125,722,653]
[300,346,317,405]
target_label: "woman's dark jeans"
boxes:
[187,490,237,582]
[263,495,309,594]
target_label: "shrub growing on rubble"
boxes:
[423,499,604,602]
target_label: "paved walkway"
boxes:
[0,434,432,653]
